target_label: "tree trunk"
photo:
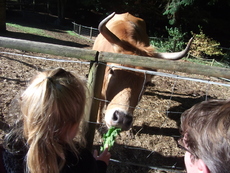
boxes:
[57,0,67,25]
[0,0,6,32]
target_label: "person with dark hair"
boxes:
[178,99,230,173]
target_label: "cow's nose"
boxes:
[112,110,133,129]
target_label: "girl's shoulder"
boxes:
[1,145,26,173]
[0,145,7,173]
[65,147,95,164]
[62,147,103,173]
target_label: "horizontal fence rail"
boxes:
[0,36,230,79]
[98,51,230,79]
[0,36,96,61]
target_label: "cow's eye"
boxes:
[109,68,114,75]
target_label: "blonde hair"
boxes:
[20,68,87,173]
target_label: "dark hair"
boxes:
[180,99,230,173]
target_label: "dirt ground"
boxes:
[1,14,230,173]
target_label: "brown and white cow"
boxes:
[93,12,193,131]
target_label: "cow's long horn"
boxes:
[158,37,194,60]
[99,12,122,46]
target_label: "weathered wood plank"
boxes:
[98,51,230,79]
[1,36,229,79]
[86,61,106,150]
[0,36,97,61]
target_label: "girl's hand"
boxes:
[93,147,111,165]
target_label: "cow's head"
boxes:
[93,12,193,131]
[101,65,150,131]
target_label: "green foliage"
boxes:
[163,0,194,25]
[163,0,224,26]
[150,26,186,52]
[100,127,121,152]
[190,29,224,58]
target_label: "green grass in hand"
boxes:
[100,127,121,152]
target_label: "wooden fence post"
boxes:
[90,27,93,39]
[79,25,81,35]
[85,54,106,151]
[73,22,76,33]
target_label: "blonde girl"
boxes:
[3,68,110,173]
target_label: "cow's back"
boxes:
[93,13,150,52]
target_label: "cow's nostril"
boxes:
[112,111,119,122]
[112,111,133,128]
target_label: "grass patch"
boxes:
[7,23,81,39]
[6,23,52,38]
[66,30,89,40]
[184,57,230,68]
[66,30,78,36]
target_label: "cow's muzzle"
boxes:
[112,110,133,131]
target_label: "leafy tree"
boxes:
[57,0,67,25]
[163,0,194,25]
[163,0,220,25]
[150,26,187,52]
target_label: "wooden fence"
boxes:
[1,37,229,79]
[72,22,99,39]
[1,36,230,150]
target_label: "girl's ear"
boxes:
[197,159,210,173]
[60,123,79,142]
[67,123,79,141]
